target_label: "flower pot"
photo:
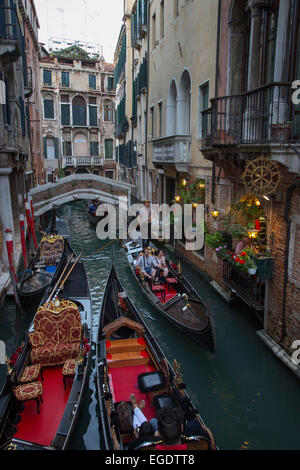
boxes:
[248,267,257,275]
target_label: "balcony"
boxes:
[223,261,265,313]
[202,83,297,148]
[63,156,104,168]
[152,135,191,171]
[0,5,22,61]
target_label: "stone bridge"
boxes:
[29,174,134,216]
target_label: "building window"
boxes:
[158,102,162,137]
[44,136,57,159]
[89,74,96,89]
[63,141,72,156]
[61,71,70,87]
[105,170,114,179]
[152,13,156,50]
[43,69,52,86]
[104,99,113,122]
[107,76,114,91]
[44,96,54,119]
[105,139,114,159]
[89,101,98,126]
[72,96,87,126]
[160,0,164,39]
[150,106,155,138]
[61,95,70,126]
[90,141,99,156]
[199,81,209,139]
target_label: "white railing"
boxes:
[63,156,104,167]
[152,135,192,164]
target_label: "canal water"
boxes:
[0,201,299,450]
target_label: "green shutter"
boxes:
[61,72,69,87]
[43,136,47,158]
[105,139,113,159]
[89,106,97,126]
[43,70,52,85]
[89,74,96,89]
[44,99,54,119]
[61,104,70,125]
[54,138,59,159]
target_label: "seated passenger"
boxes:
[154,250,169,282]
[136,248,158,280]
[155,406,187,450]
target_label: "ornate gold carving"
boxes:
[173,359,183,384]
[40,234,63,244]
[242,156,280,196]
[38,299,78,315]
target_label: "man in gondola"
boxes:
[136,247,158,280]
[138,199,153,249]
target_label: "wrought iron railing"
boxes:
[223,260,265,311]
[202,82,298,147]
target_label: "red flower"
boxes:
[239,259,246,265]
[241,251,247,257]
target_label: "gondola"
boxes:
[17,210,70,310]
[96,266,217,451]
[86,200,108,226]
[0,240,92,450]
[123,240,216,354]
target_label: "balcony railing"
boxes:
[202,82,297,147]
[63,156,104,167]
[0,5,22,60]
[152,135,192,166]
[223,261,265,312]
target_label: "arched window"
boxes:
[177,70,191,134]
[166,79,177,136]
[103,99,114,122]
[72,95,86,126]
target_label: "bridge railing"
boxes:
[63,156,104,167]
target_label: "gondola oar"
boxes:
[45,252,74,305]
[51,253,82,302]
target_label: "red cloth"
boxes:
[255,219,261,231]
[156,444,188,450]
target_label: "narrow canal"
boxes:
[0,201,299,450]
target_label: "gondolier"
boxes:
[138,200,152,249]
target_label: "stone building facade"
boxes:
[0,0,34,275]
[40,42,116,182]
[20,0,43,186]
[199,0,300,357]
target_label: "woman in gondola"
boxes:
[153,249,169,282]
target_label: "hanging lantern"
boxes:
[247,228,259,239]
[199,181,206,190]
[175,195,181,203]
[210,209,219,218]
[182,179,187,187]
[192,202,198,208]
[255,199,261,206]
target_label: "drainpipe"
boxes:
[211,0,221,205]
[280,179,300,344]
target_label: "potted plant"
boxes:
[246,257,257,276]
[253,251,274,279]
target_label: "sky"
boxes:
[34,0,124,63]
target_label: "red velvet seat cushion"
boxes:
[31,342,80,367]
[20,364,41,384]
[166,278,177,284]
[152,285,165,292]
[14,381,43,402]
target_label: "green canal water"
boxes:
[0,201,299,450]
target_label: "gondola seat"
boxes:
[151,284,166,301]
[137,371,169,405]
[19,364,43,384]
[166,278,178,287]
[29,300,82,367]
[62,359,77,389]
[14,381,43,415]
[38,235,64,266]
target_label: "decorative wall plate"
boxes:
[242,156,280,196]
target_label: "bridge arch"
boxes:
[29,174,134,216]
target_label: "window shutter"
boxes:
[19,97,26,136]
[105,139,113,159]
[89,106,97,126]
[61,104,70,125]
[54,138,59,159]
[43,70,52,85]
[44,99,54,119]
[89,74,96,89]
[43,137,47,158]
[61,72,69,87]
[90,141,99,156]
